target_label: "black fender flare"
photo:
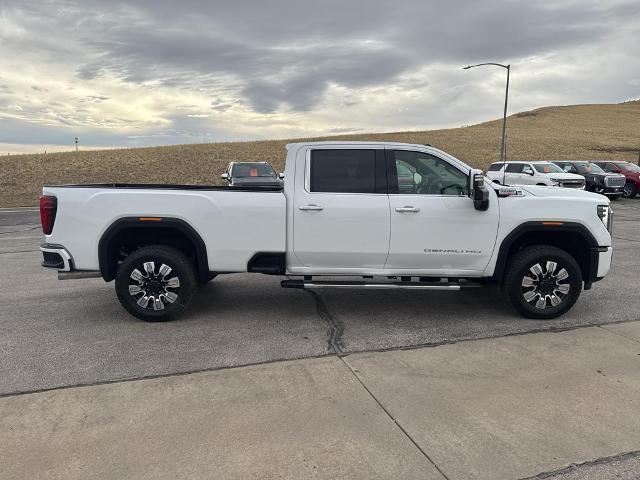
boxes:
[493,221,599,283]
[98,217,209,283]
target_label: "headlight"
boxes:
[597,205,613,232]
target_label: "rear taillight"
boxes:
[40,195,57,235]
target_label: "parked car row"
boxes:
[486,160,639,199]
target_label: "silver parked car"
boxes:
[221,162,284,188]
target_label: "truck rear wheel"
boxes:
[115,245,196,322]
[504,245,582,319]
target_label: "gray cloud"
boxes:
[58,0,639,112]
[0,0,639,151]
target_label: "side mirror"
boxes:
[563,165,572,172]
[221,173,229,180]
[526,169,535,176]
[469,169,489,211]
[278,173,285,179]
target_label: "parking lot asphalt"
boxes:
[3,324,639,480]
[1,200,639,396]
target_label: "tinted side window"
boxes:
[505,163,523,173]
[310,150,376,193]
[488,163,503,171]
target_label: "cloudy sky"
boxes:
[1,0,639,153]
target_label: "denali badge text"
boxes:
[424,248,482,254]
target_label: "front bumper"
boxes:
[594,186,623,196]
[556,181,585,189]
[40,243,73,271]
[585,246,612,289]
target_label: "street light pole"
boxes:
[499,65,510,165]
[463,62,511,182]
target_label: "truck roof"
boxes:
[286,141,430,150]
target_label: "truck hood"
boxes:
[231,177,283,187]
[583,172,624,180]
[546,172,584,181]
[520,185,608,201]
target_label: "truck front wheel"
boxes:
[504,245,582,319]
[115,245,196,322]
[623,181,637,198]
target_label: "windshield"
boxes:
[232,163,277,178]
[617,162,640,172]
[574,163,604,174]
[533,163,564,174]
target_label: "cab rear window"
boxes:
[310,150,376,193]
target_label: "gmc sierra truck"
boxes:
[39,142,614,322]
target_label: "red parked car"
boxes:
[592,161,640,198]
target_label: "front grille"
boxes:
[604,176,625,188]
[559,180,585,189]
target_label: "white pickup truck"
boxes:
[40,141,613,321]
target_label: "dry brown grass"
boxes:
[1,101,639,207]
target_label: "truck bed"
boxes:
[44,183,282,191]
[42,184,286,273]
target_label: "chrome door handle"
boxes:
[299,204,324,211]
[395,206,420,213]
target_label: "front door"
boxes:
[293,148,390,270]
[385,149,499,275]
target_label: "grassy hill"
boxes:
[1,101,639,207]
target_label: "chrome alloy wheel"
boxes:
[521,261,570,310]
[128,261,180,311]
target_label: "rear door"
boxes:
[292,148,390,269]
[385,149,499,274]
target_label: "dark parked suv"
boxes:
[592,161,640,198]
[553,161,625,200]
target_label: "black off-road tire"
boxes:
[115,245,196,322]
[504,245,582,319]
[623,181,637,199]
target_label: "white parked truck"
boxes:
[40,142,613,321]
[486,161,586,189]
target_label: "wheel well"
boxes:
[98,218,209,283]
[494,224,597,284]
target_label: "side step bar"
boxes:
[281,280,482,290]
[58,271,102,280]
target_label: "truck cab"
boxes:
[285,143,498,276]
